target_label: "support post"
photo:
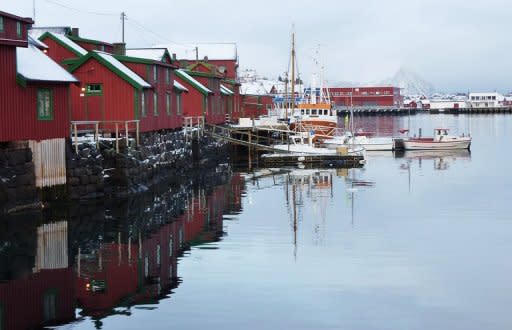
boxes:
[74,123,78,154]
[115,123,119,153]
[136,121,140,146]
[125,121,129,148]
[95,122,99,149]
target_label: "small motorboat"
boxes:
[402,128,471,150]
[323,131,395,151]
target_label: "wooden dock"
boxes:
[336,107,415,116]
[261,153,365,168]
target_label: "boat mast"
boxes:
[290,30,296,120]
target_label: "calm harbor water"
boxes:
[1,113,512,329]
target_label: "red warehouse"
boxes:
[37,31,87,66]
[186,62,226,124]
[175,69,213,121]
[326,86,403,107]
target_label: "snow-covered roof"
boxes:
[94,51,151,88]
[175,69,211,94]
[126,48,169,62]
[240,81,271,95]
[155,42,237,61]
[174,80,188,92]
[220,84,233,95]
[28,35,48,49]
[43,32,87,56]
[29,27,69,39]
[16,44,77,83]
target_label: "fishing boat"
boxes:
[270,30,338,138]
[402,128,471,150]
[272,132,364,156]
[323,131,395,151]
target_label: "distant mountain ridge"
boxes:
[380,68,435,96]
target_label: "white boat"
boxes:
[323,132,395,151]
[402,128,471,150]
[272,132,365,156]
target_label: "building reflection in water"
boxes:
[0,168,245,329]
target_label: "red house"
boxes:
[37,31,87,66]
[186,62,226,124]
[175,69,213,121]
[67,28,114,53]
[0,12,77,191]
[326,86,403,107]
[241,94,274,118]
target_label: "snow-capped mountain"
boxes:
[380,68,435,97]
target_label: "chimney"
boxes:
[203,56,208,63]
[172,53,177,61]
[112,42,126,56]
[71,28,79,37]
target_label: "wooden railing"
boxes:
[71,120,140,153]
[183,116,205,142]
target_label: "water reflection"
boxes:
[0,166,245,329]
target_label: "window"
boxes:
[203,96,208,115]
[99,45,105,52]
[153,92,158,116]
[86,84,102,95]
[43,290,57,322]
[16,22,22,37]
[169,236,173,256]
[0,17,4,32]
[177,93,182,115]
[153,66,158,82]
[37,89,53,120]
[156,245,161,266]
[141,92,147,117]
[166,93,171,115]
[166,68,170,84]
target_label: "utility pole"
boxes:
[195,46,199,63]
[33,0,36,22]
[121,12,127,43]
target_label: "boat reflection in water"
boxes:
[0,169,245,329]
[397,149,471,171]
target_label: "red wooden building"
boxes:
[67,28,114,53]
[326,86,403,107]
[175,68,213,121]
[241,94,274,118]
[68,48,188,133]
[38,31,87,66]
[186,62,226,124]
[0,11,78,143]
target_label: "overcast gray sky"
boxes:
[3,0,511,92]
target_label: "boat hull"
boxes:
[403,139,471,150]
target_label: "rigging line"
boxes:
[125,21,162,45]
[127,17,195,50]
[44,0,118,16]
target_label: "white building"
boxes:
[468,92,504,108]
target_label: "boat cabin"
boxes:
[296,103,334,117]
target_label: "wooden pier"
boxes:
[261,153,365,168]
[336,107,415,116]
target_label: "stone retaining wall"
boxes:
[0,146,38,213]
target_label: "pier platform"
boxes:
[261,153,365,168]
[336,107,415,116]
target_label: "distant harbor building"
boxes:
[325,87,403,107]
[468,92,503,108]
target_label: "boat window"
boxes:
[301,110,304,115]
[312,109,317,115]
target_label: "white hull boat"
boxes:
[402,128,471,150]
[324,134,394,151]
[272,133,365,156]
